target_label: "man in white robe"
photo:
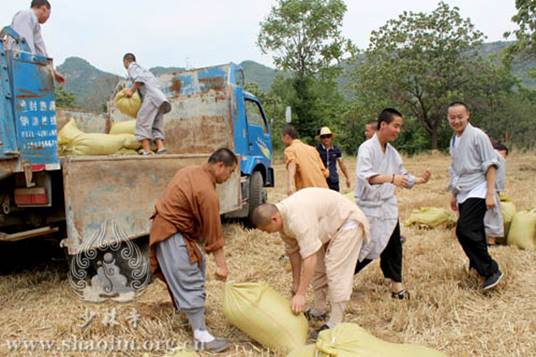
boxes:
[354,108,431,299]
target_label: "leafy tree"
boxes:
[258,0,354,141]
[505,0,536,54]
[349,1,515,149]
[55,86,77,108]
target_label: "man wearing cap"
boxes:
[316,127,351,192]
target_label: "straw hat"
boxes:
[319,126,334,137]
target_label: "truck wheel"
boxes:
[248,171,266,220]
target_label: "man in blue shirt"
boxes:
[316,127,351,192]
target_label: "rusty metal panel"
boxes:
[61,154,241,254]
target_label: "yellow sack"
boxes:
[500,201,516,240]
[404,207,456,229]
[58,119,140,155]
[224,282,308,352]
[507,209,536,250]
[289,323,446,357]
[114,89,142,118]
[110,119,136,135]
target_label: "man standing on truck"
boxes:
[9,0,64,83]
[122,53,171,156]
[149,148,236,353]
[282,125,329,196]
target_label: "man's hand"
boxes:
[345,178,351,189]
[291,280,299,295]
[215,265,228,281]
[291,293,306,314]
[393,175,409,188]
[486,193,496,209]
[124,88,135,98]
[420,170,432,184]
[450,195,458,212]
[53,70,65,84]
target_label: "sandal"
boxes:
[304,309,327,321]
[391,289,410,300]
[310,323,331,340]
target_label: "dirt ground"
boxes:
[1,151,535,356]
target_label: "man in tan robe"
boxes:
[149,148,237,353]
[282,125,329,196]
[251,188,370,337]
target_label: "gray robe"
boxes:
[355,134,415,261]
[10,9,48,56]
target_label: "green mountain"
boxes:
[56,42,534,112]
[56,57,122,112]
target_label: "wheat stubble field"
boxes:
[1,152,535,356]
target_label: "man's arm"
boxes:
[287,161,297,196]
[337,159,351,188]
[212,247,228,281]
[288,251,301,294]
[291,252,317,314]
[125,82,142,97]
[485,166,497,209]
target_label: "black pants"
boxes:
[456,198,499,278]
[355,222,402,283]
[327,180,340,192]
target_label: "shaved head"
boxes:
[251,203,279,229]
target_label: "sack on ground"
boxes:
[110,119,136,135]
[500,200,516,241]
[224,282,308,352]
[58,119,140,155]
[404,207,456,229]
[507,209,536,250]
[288,323,446,357]
[114,89,142,118]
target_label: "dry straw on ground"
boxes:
[1,152,535,356]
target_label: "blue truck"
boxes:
[0,26,274,256]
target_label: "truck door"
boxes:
[0,43,18,158]
[244,98,272,163]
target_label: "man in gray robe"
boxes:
[448,101,503,290]
[123,53,171,155]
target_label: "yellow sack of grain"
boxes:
[224,282,308,352]
[288,323,446,357]
[500,200,516,241]
[58,119,140,155]
[404,207,456,229]
[114,89,142,118]
[110,119,136,135]
[507,209,536,250]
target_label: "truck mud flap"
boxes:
[60,154,241,255]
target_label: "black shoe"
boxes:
[391,289,410,300]
[310,323,331,340]
[482,270,503,290]
[304,309,327,321]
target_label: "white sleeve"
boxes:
[33,24,48,57]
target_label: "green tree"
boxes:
[257,0,354,140]
[505,0,536,54]
[55,86,77,108]
[350,1,514,149]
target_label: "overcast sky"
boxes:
[0,1,517,75]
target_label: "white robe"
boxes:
[355,134,415,261]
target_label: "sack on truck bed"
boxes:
[288,323,446,357]
[224,282,308,353]
[114,89,142,118]
[109,119,136,135]
[507,209,536,250]
[58,119,140,156]
[404,207,456,229]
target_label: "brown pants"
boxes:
[312,221,364,313]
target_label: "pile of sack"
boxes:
[58,119,140,156]
[505,192,536,250]
[224,282,444,356]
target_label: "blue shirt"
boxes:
[316,144,342,183]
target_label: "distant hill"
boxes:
[57,57,122,112]
[56,42,534,112]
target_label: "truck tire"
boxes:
[248,171,266,220]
